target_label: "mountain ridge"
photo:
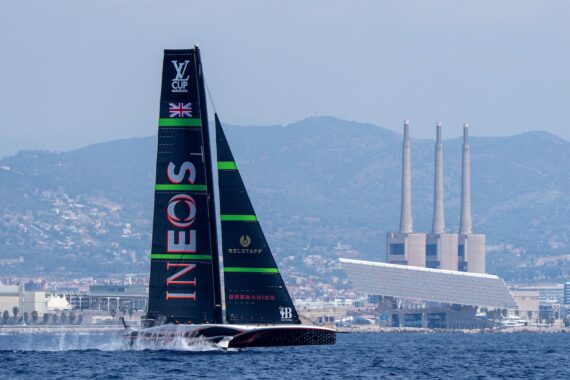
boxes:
[1,116,569,283]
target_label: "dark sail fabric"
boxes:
[216,115,300,324]
[146,49,219,325]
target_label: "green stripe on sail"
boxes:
[150,254,212,260]
[217,161,237,170]
[159,118,202,127]
[155,184,207,191]
[220,214,257,222]
[224,267,279,273]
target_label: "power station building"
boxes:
[387,121,485,274]
[341,126,495,329]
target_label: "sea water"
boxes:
[0,332,567,379]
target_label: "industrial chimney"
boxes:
[459,123,472,235]
[432,122,445,234]
[457,123,486,274]
[426,123,458,271]
[399,120,413,233]
[386,121,426,267]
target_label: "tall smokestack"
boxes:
[432,122,445,234]
[399,120,413,233]
[459,123,473,234]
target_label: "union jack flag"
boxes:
[168,102,192,118]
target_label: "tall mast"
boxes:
[459,123,472,235]
[195,46,223,323]
[399,120,413,233]
[432,122,445,234]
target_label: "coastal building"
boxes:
[47,295,72,311]
[20,291,48,315]
[0,286,52,317]
[0,285,19,315]
[510,290,540,322]
[509,284,569,324]
[539,299,561,323]
[64,284,147,312]
[564,282,570,305]
[513,284,564,304]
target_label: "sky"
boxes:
[0,0,569,157]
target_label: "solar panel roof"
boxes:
[340,258,517,309]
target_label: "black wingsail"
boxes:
[145,49,222,326]
[216,115,300,324]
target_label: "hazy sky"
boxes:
[0,0,569,156]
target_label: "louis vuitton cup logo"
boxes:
[279,307,293,321]
[171,60,190,93]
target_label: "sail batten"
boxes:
[158,118,202,127]
[216,115,300,325]
[224,267,280,273]
[217,161,238,170]
[221,214,258,222]
[150,254,213,260]
[154,184,208,191]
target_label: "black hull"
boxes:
[128,324,335,348]
[227,327,336,348]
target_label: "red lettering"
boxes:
[165,263,197,301]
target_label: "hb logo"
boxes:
[279,307,292,320]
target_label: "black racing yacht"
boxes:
[127,47,335,348]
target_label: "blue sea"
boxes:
[0,332,567,379]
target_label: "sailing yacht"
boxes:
[127,47,335,348]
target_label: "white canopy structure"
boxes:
[340,258,517,309]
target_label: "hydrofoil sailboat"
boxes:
[127,47,335,348]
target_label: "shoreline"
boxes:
[1,325,568,334]
[335,326,570,334]
[0,325,127,334]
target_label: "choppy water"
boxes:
[0,332,567,379]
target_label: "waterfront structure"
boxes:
[340,258,516,328]
[564,282,570,305]
[20,291,48,315]
[65,284,148,312]
[0,285,19,314]
[47,295,72,311]
[514,284,564,303]
[510,284,568,324]
[386,121,426,267]
[341,258,515,308]
[510,290,540,322]
[426,123,458,270]
[539,299,561,323]
[0,286,51,317]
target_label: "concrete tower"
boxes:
[432,122,445,234]
[387,121,426,267]
[457,123,486,273]
[399,120,413,233]
[459,123,473,235]
[426,123,458,270]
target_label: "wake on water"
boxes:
[0,332,232,353]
